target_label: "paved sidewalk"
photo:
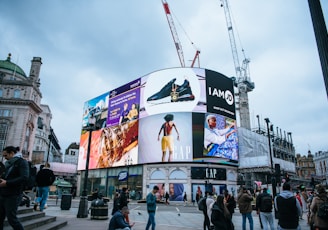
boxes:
[43,199,310,230]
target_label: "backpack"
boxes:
[260,195,273,212]
[317,198,328,219]
[198,196,207,211]
[13,159,36,190]
[23,161,37,190]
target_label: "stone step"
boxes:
[4,208,67,230]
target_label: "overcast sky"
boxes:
[1,0,327,155]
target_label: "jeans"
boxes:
[37,186,49,211]
[146,212,156,230]
[260,212,275,230]
[242,212,254,230]
[0,195,24,230]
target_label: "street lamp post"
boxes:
[46,134,52,164]
[264,118,276,198]
[125,155,133,189]
[77,117,96,218]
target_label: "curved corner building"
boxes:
[78,67,239,201]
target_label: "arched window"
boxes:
[169,169,187,179]
[14,89,20,98]
[150,170,165,180]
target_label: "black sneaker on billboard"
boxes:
[171,79,195,102]
[147,78,177,102]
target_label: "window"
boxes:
[169,170,187,179]
[150,170,165,180]
[0,123,9,152]
[0,109,12,117]
[14,89,20,98]
[0,89,2,97]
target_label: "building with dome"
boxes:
[0,53,60,163]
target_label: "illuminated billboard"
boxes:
[78,68,238,170]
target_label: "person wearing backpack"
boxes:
[309,184,328,230]
[34,162,55,212]
[198,191,211,230]
[256,188,275,230]
[0,146,29,230]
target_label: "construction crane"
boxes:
[161,0,200,67]
[220,0,255,130]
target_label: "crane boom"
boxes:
[220,0,254,130]
[162,0,185,67]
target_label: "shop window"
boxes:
[150,170,165,180]
[169,170,186,179]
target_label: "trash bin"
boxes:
[61,194,72,210]
[90,198,108,220]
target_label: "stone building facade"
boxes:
[0,53,60,163]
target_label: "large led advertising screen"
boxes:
[78,68,238,170]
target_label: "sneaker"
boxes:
[171,79,195,102]
[147,78,176,102]
[33,203,38,211]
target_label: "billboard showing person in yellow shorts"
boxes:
[158,114,180,162]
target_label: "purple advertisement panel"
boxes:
[139,68,205,119]
[82,92,109,130]
[138,112,193,164]
[107,79,141,127]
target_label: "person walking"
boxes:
[146,185,159,230]
[206,191,215,229]
[237,187,254,230]
[224,189,236,219]
[211,195,234,230]
[165,191,169,205]
[275,183,302,230]
[0,146,29,230]
[309,184,328,230]
[34,162,56,212]
[119,187,130,223]
[183,192,187,203]
[256,188,275,230]
[108,206,134,230]
[112,192,120,215]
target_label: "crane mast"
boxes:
[220,0,255,130]
[162,0,185,67]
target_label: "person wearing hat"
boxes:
[204,114,235,156]
[309,184,328,230]
[158,114,180,162]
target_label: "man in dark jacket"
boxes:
[275,183,302,230]
[108,206,134,230]
[35,162,55,211]
[0,146,29,230]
